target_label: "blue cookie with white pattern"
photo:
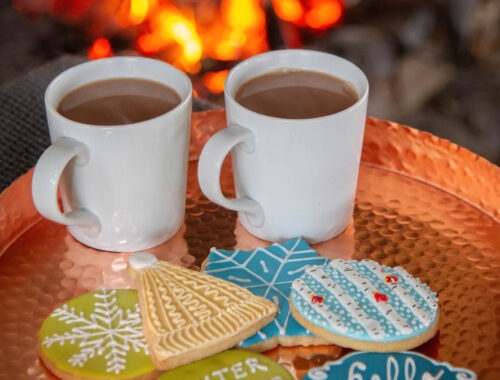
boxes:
[289,259,439,351]
[202,238,330,352]
[303,351,477,380]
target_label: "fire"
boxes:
[273,0,304,24]
[305,0,343,29]
[202,70,229,94]
[129,0,267,72]
[97,0,341,74]
[136,7,202,72]
[130,0,149,24]
[15,0,344,90]
[88,37,113,60]
[272,0,343,29]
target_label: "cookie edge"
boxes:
[289,299,439,352]
[38,348,162,380]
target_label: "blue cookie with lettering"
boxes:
[202,238,329,351]
[289,259,439,351]
[303,351,477,380]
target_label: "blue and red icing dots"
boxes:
[203,238,329,348]
[291,259,438,343]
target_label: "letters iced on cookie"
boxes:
[303,352,477,380]
[158,350,293,380]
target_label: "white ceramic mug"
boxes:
[198,49,368,243]
[32,57,192,252]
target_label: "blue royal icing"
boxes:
[303,351,477,380]
[204,238,329,348]
[290,259,439,342]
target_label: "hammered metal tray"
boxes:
[1,111,499,379]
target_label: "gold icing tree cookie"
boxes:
[128,252,278,370]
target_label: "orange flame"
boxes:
[202,70,229,94]
[88,37,113,60]
[272,0,343,29]
[273,0,305,24]
[305,0,343,29]
[131,0,267,71]
[82,0,343,89]
[136,7,202,73]
[129,0,149,24]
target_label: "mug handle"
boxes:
[197,124,264,227]
[32,137,100,229]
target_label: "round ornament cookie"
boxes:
[158,349,293,380]
[303,351,477,380]
[289,259,439,352]
[39,289,159,380]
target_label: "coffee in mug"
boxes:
[57,78,181,125]
[234,69,359,119]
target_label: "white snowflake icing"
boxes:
[204,238,329,346]
[42,289,148,375]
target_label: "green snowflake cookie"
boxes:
[39,289,156,380]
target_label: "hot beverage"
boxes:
[58,78,181,125]
[235,69,358,119]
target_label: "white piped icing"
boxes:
[330,261,413,335]
[293,279,346,332]
[203,238,329,348]
[40,289,150,376]
[363,260,433,325]
[129,252,158,269]
[229,276,252,283]
[260,260,269,273]
[392,266,438,310]
[290,259,439,343]
[302,352,477,380]
[304,266,384,339]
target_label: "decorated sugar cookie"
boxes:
[290,259,439,352]
[303,351,477,380]
[127,252,278,370]
[39,289,159,380]
[158,350,293,380]
[202,238,330,351]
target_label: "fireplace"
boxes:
[6,0,500,165]
[11,0,344,96]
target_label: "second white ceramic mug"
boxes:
[198,49,369,243]
[32,57,192,252]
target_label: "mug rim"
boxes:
[224,49,369,124]
[45,56,192,130]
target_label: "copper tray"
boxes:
[1,111,499,380]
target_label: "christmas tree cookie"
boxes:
[202,238,330,352]
[290,259,439,352]
[39,289,159,380]
[158,350,293,380]
[127,252,278,370]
